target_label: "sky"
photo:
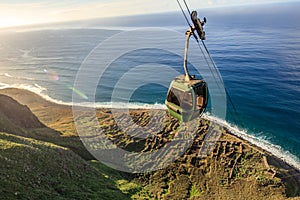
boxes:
[0,0,298,28]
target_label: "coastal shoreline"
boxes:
[0,87,299,196]
[1,87,299,172]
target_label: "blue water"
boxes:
[0,2,299,163]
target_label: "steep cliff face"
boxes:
[0,94,45,134]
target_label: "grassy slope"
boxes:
[0,132,130,200]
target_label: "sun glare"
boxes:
[0,0,292,29]
[0,18,28,29]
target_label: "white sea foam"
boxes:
[0,83,299,170]
[4,73,13,78]
[0,83,166,109]
[0,73,34,81]
[32,56,64,61]
[0,83,70,105]
[0,82,9,89]
[34,83,47,91]
[79,101,166,110]
[103,101,166,109]
[19,48,34,59]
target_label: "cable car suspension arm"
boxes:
[177,0,243,127]
[184,28,193,81]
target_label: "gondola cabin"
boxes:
[165,74,208,122]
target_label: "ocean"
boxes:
[0,2,299,168]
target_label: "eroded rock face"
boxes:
[95,110,289,199]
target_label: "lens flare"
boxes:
[44,69,59,81]
[67,85,89,100]
[43,68,88,100]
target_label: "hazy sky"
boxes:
[0,0,297,28]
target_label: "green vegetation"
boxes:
[189,184,201,198]
[0,132,131,200]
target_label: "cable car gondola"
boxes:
[165,10,208,122]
